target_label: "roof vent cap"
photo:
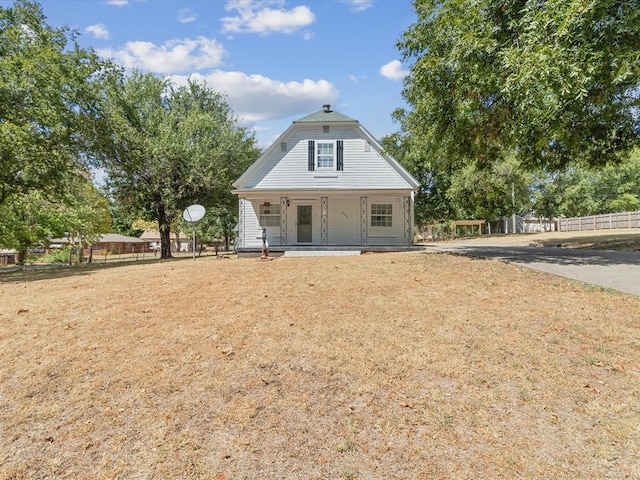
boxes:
[323,104,332,113]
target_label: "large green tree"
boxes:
[100,72,259,258]
[383,130,532,224]
[446,155,533,220]
[0,172,112,264]
[532,148,640,217]
[397,0,639,172]
[0,0,112,203]
[381,132,456,224]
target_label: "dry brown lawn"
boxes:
[1,250,639,479]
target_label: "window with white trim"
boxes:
[316,141,334,168]
[371,204,392,227]
[259,202,280,227]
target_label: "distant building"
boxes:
[139,229,190,252]
[50,233,149,254]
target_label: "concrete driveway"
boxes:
[426,243,640,296]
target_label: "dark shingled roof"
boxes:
[293,107,358,124]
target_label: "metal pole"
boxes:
[193,229,196,261]
[512,183,516,234]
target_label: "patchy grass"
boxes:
[1,252,639,479]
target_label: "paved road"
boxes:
[426,244,640,296]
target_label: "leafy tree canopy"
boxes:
[100,72,259,258]
[397,0,639,172]
[532,148,640,218]
[0,0,113,203]
[446,155,533,219]
[0,170,112,264]
[382,132,456,224]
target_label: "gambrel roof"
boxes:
[233,105,419,193]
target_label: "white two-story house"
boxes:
[232,105,420,255]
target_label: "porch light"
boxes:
[263,201,271,214]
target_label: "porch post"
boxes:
[238,198,245,248]
[321,197,328,245]
[360,196,368,246]
[404,196,412,245]
[280,197,288,245]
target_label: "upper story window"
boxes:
[317,142,334,168]
[308,140,343,171]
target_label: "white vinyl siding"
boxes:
[367,196,407,246]
[239,200,261,248]
[329,197,360,245]
[242,126,412,190]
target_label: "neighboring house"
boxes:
[232,105,420,254]
[0,249,17,266]
[139,229,190,252]
[50,234,149,254]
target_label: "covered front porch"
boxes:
[236,191,415,251]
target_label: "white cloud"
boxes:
[379,60,409,81]
[106,0,128,6]
[85,23,110,40]
[97,37,226,74]
[221,0,315,35]
[170,71,339,124]
[340,0,373,12]
[178,8,197,24]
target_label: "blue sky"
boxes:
[18,0,417,147]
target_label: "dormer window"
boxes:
[317,142,334,168]
[308,139,343,171]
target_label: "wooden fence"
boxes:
[558,211,640,232]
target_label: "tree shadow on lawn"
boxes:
[530,233,640,252]
[0,255,202,284]
[434,245,640,267]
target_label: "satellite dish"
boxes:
[183,204,205,222]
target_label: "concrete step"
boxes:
[283,250,361,257]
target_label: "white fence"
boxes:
[558,211,640,232]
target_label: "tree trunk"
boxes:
[158,207,173,259]
[17,248,27,265]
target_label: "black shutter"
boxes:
[337,140,344,171]
[308,140,315,171]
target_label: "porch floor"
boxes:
[237,245,426,258]
[283,250,361,257]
